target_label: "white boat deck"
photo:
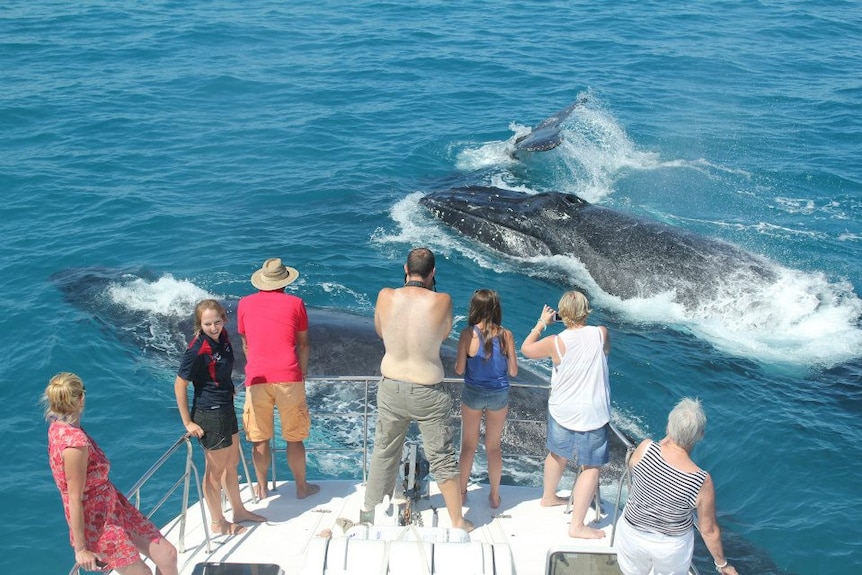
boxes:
[82,377,697,575]
[162,478,625,575]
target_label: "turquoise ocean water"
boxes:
[2,2,861,573]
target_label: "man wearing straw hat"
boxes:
[237,257,319,501]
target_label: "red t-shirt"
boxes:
[237,290,309,385]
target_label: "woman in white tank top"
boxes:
[521,290,611,540]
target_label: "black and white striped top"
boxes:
[623,441,708,537]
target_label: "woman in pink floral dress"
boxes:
[45,372,178,574]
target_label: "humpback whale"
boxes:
[510,97,587,155]
[50,266,390,378]
[49,267,570,459]
[420,186,778,307]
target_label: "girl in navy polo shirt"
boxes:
[174,299,265,535]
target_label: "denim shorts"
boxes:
[461,383,509,412]
[192,406,239,451]
[546,413,609,466]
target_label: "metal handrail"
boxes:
[262,376,555,490]
[65,434,208,575]
[260,375,637,527]
[266,376,378,491]
[64,376,637,574]
[608,422,637,545]
[559,417,637,542]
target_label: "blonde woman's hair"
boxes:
[557,290,592,327]
[43,372,85,422]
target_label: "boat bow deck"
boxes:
[163,478,623,575]
[68,377,671,575]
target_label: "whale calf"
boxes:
[420,186,777,307]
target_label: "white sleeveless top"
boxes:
[549,326,611,431]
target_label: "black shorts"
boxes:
[192,407,239,451]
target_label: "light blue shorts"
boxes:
[546,413,609,466]
[461,383,509,412]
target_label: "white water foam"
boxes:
[104,274,218,358]
[452,138,519,172]
[318,282,375,310]
[454,98,663,203]
[514,251,861,367]
[552,106,660,202]
[106,274,215,316]
[390,192,862,367]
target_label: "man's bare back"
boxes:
[365,247,471,531]
[375,277,452,385]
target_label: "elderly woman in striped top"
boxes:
[616,397,739,575]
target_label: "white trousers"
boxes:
[615,518,694,575]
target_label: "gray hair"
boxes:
[666,397,706,450]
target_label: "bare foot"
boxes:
[489,492,501,509]
[568,525,606,539]
[254,483,269,500]
[297,483,320,499]
[211,519,247,535]
[233,509,267,523]
[540,495,569,507]
[454,519,474,532]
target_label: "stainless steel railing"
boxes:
[263,376,637,535]
[66,434,209,575]
[265,376,378,495]
[65,376,637,574]
[265,376,562,489]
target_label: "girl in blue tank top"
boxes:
[455,289,518,508]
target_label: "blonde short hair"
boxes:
[557,290,591,327]
[43,372,85,423]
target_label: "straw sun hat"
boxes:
[250,258,300,290]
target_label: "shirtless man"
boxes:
[362,247,471,531]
